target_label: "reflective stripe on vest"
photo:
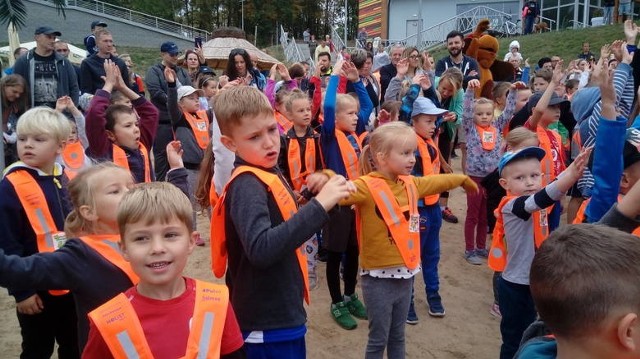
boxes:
[287,137,317,191]
[476,125,497,151]
[61,141,86,180]
[211,166,310,304]
[112,143,151,183]
[275,111,293,133]
[78,235,139,284]
[416,135,441,206]
[6,170,69,296]
[335,130,361,180]
[184,110,210,150]
[488,195,550,271]
[88,280,228,359]
[360,175,421,270]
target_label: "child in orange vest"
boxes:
[0,107,79,358]
[55,95,92,180]
[0,142,190,351]
[83,182,245,358]
[266,63,300,133]
[86,60,158,183]
[324,122,476,357]
[462,79,526,265]
[489,145,590,359]
[211,86,353,358]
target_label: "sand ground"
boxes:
[0,157,503,358]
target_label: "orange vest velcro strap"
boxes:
[62,141,86,180]
[361,175,421,270]
[476,124,497,151]
[6,170,69,296]
[183,281,229,359]
[79,235,139,285]
[416,135,441,206]
[335,130,361,180]
[112,143,151,183]
[489,195,550,271]
[287,137,317,191]
[211,166,310,304]
[184,110,210,150]
[88,293,154,358]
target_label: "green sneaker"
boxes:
[345,294,368,320]
[331,302,357,330]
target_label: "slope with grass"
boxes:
[430,24,625,65]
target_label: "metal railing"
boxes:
[37,0,210,39]
[280,26,314,66]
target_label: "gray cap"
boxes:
[411,97,448,117]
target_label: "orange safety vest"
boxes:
[573,196,640,236]
[112,143,151,183]
[88,280,228,359]
[416,135,441,206]
[61,141,86,180]
[78,234,139,284]
[211,166,310,304]
[335,130,362,180]
[536,126,564,186]
[184,110,210,150]
[476,125,497,151]
[287,136,317,192]
[6,170,69,296]
[360,175,421,269]
[274,111,293,133]
[488,195,550,271]
[209,180,219,209]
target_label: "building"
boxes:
[359,0,609,43]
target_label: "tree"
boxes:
[0,0,66,29]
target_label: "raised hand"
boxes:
[624,20,639,44]
[277,63,292,81]
[164,66,176,84]
[342,61,359,82]
[467,79,481,89]
[396,58,409,77]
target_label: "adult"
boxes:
[0,75,28,171]
[13,26,79,108]
[577,42,596,62]
[372,43,390,72]
[603,0,615,25]
[619,0,633,23]
[183,47,213,84]
[145,41,191,181]
[223,48,265,91]
[383,47,426,102]
[522,0,540,35]
[314,37,331,63]
[349,49,380,122]
[503,40,523,62]
[365,41,374,54]
[435,31,480,88]
[357,29,368,47]
[379,43,404,102]
[80,29,129,95]
[303,28,311,43]
[3,47,28,76]
[316,52,333,88]
[83,20,107,56]
[54,40,81,85]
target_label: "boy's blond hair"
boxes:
[213,86,273,136]
[16,107,71,144]
[117,182,193,238]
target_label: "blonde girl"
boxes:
[336,122,475,358]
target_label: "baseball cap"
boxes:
[200,66,216,76]
[34,26,61,36]
[411,97,448,118]
[91,20,107,29]
[498,146,546,176]
[160,42,180,56]
[623,128,640,169]
[527,91,569,112]
[177,86,204,100]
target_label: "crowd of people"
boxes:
[2,15,640,359]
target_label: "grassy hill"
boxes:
[429,24,625,65]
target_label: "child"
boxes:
[266,64,299,133]
[82,182,245,358]
[0,107,79,358]
[492,82,512,118]
[489,145,591,359]
[0,142,189,350]
[321,60,373,330]
[197,75,218,110]
[86,60,158,183]
[55,95,92,180]
[335,122,476,357]
[462,79,524,264]
[210,86,354,357]
[375,100,401,128]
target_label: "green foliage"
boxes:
[0,0,66,29]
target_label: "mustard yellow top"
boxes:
[341,172,475,270]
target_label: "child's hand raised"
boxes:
[269,63,278,81]
[164,66,176,84]
[566,146,592,179]
[333,60,345,76]
[314,175,356,211]
[55,96,71,113]
[341,61,359,83]
[102,59,118,91]
[277,63,292,81]
[467,79,481,89]
[166,140,184,169]
[378,109,391,125]
[551,61,564,84]
[510,81,528,90]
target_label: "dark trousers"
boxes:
[524,16,536,34]
[497,277,536,359]
[152,123,174,181]
[17,292,79,359]
[244,337,305,359]
[326,244,359,303]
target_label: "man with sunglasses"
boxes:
[145,41,192,181]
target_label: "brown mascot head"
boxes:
[476,34,499,69]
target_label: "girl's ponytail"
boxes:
[359,144,376,176]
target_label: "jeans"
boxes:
[603,6,614,24]
[419,204,442,294]
[524,16,536,34]
[497,277,536,359]
[244,337,306,359]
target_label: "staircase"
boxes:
[280,26,314,66]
